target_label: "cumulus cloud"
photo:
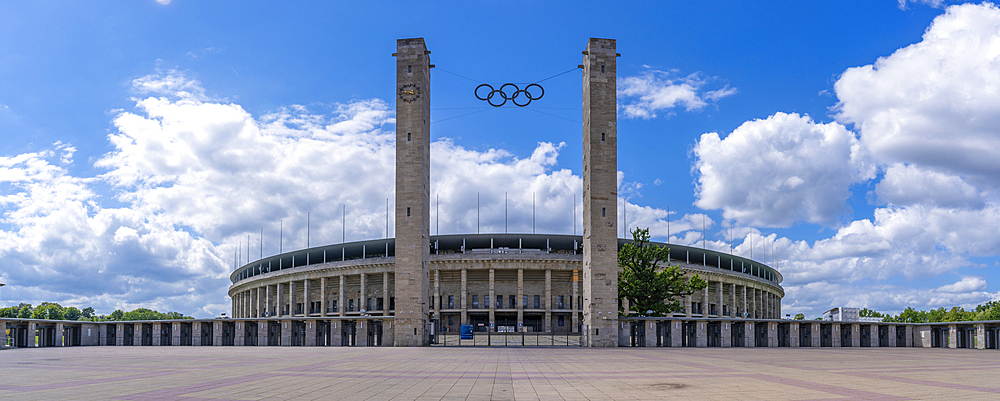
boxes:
[875,163,984,209]
[898,0,946,10]
[1,71,714,316]
[617,69,735,119]
[836,2,1000,186]
[693,112,874,227]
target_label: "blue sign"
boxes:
[460,324,474,339]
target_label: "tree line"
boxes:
[0,302,191,321]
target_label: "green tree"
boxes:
[63,307,81,321]
[887,307,927,323]
[618,228,707,316]
[926,307,947,322]
[109,309,124,321]
[859,308,884,318]
[793,313,805,320]
[16,303,33,318]
[32,302,64,320]
[942,306,975,322]
[975,302,1000,321]
[0,307,15,318]
[80,307,95,318]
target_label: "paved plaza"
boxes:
[1,347,998,400]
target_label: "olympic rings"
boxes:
[475,83,544,107]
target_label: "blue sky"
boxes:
[1,0,998,318]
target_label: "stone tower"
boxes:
[581,38,619,347]
[393,38,431,346]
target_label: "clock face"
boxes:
[398,84,420,103]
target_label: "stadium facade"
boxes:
[4,38,996,351]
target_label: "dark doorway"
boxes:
[841,324,852,347]
[878,325,889,347]
[895,326,907,347]
[123,324,134,346]
[656,321,671,347]
[682,321,696,347]
[202,323,214,346]
[141,324,153,346]
[220,322,235,346]
[291,321,306,346]
[820,324,833,347]
[341,320,357,346]
[159,324,172,346]
[316,320,331,346]
[367,320,383,346]
[180,323,193,346]
[777,323,789,347]
[105,325,116,346]
[630,322,645,347]
[268,321,281,346]
[755,323,768,347]
[732,322,746,347]
[799,324,811,347]
[707,322,720,347]
[243,322,257,346]
[860,325,871,347]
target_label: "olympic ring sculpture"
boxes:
[475,83,544,107]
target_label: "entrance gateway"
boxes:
[392,38,620,346]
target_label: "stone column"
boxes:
[544,269,552,332]
[234,322,244,347]
[433,270,441,320]
[907,325,916,347]
[281,320,292,346]
[740,285,747,318]
[192,322,202,346]
[671,320,682,347]
[306,320,317,346]
[870,324,880,347]
[488,268,495,331]
[581,37,619,347]
[460,268,468,325]
[517,268,524,331]
[359,273,367,313]
[303,279,311,315]
[717,281,724,317]
[832,325,841,347]
[572,269,579,332]
[276,282,284,316]
[383,272,390,314]
[265,285,273,317]
[152,323,161,346]
[851,324,860,347]
[289,280,297,316]
[258,321,268,347]
[811,323,821,347]
[321,277,328,316]
[745,321,755,348]
[888,325,896,347]
[721,321,731,347]
[948,324,957,348]
[768,322,777,347]
[116,323,124,346]
[339,275,346,317]
[393,37,432,347]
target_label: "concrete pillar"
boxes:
[717,281,724,317]
[258,321,268,347]
[906,325,915,347]
[572,269,579,332]
[303,279,311,315]
[359,273,366,313]
[0,320,6,347]
[358,319,369,347]
[393,37,432,347]
[695,321,706,348]
[433,270,440,321]
[339,275,346,317]
[544,269,552,332]
[306,320,317,346]
[152,323,161,345]
[321,277,328,316]
[915,325,930,347]
[55,323,65,346]
[789,323,798,347]
[870,324,880,347]
[192,322,201,346]
[172,322,181,346]
[721,321,731,347]
[811,323,820,347]
[460,268,468,325]
[234,322,244,346]
[851,324,860,347]
[383,272,390,314]
[265,285,273,317]
[745,321,755,348]
[888,325,896,347]
[289,280,297,316]
[671,320,682,347]
[134,324,142,346]
[276,282,284,316]
[488,268,495,331]
[281,320,291,346]
[948,324,957,348]
[768,322,777,347]
[517,268,524,331]
[116,323,124,346]
[975,323,985,350]
[581,37,619,347]
[832,324,841,347]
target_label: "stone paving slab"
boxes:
[0,347,998,400]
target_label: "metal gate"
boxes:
[341,320,357,346]
[367,320,383,346]
[656,321,671,347]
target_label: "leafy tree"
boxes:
[109,309,124,321]
[31,302,64,320]
[887,307,927,323]
[0,307,15,318]
[976,302,1000,321]
[63,307,81,321]
[618,227,707,316]
[793,313,805,320]
[16,303,33,318]
[859,308,884,318]
[81,307,95,318]
[942,306,976,322]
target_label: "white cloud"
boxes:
[875,163,984,209]
[693,112,874,227]
[898,0,946,10]
[937,276,987,293]
[836,2,1000,186]
[617,69,735,119]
